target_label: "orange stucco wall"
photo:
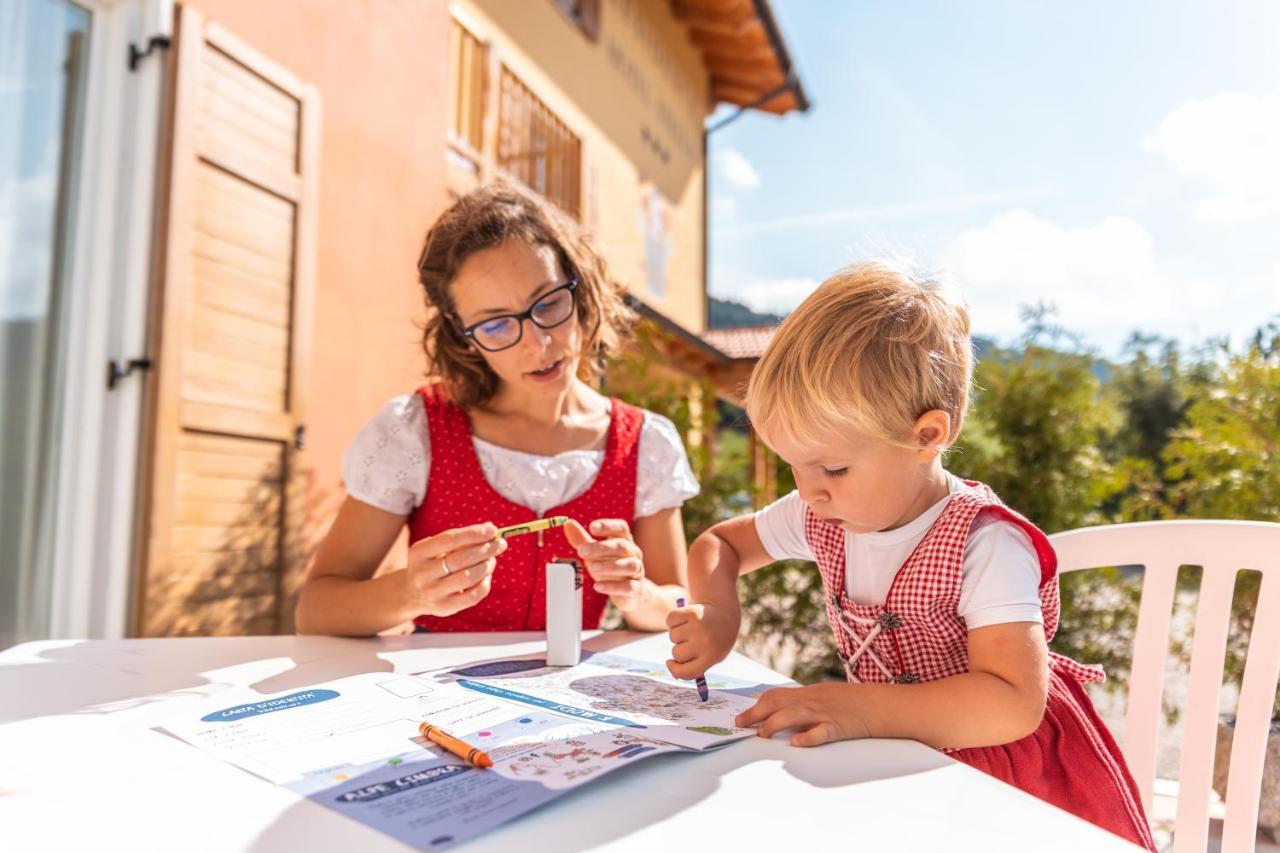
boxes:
[178,0,451,560]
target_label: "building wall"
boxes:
[175,0,452,545]
[157,0,713,630]
[458,0,709,333]
[174,0,710,527]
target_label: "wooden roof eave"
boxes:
[672,0,810,117]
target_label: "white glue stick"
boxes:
[545,559,583,666]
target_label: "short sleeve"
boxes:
[634,412,700,518]
[753,490,816,563]
[341,394,430,515]
[958,519,1045,629]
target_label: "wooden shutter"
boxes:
[135,5,319,636]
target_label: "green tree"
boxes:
[1164,326,1280,522]
[1161,322,1280,717]
[1107,334,1192,465]
[1100,333,1208,522]
[952,307,1142,694]
[604,320,753,543]
[953,306,1119,533]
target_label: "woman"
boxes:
[296,183,698,636]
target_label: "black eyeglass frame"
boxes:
[456,278,580,352]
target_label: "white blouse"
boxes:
[343,394,701,518]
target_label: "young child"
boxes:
[666,261,1154,849]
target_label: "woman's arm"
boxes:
[295,498,414,636]
[295,497,505,636]
[736,621,1050,749]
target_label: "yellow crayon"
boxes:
[495,515,570,540]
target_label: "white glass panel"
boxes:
[0,0,91,648]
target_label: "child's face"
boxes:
[450,239,582,397]
[765,415,950,534]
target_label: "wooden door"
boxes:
[136,5,320,636]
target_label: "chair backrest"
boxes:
[1049,520,1280,853]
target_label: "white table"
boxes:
[0,632,1140,852]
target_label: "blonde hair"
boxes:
[746,260,973,451]
[417,181,634,409]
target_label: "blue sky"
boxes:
[707,0,1280,356]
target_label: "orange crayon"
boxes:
[418,721,494,768]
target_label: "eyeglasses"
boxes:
[457,279,579,352]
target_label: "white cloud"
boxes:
[724,277,820,316]
[942,210,1230,354]
[717,148,761,190]
[1145,92,1280,221]
[718,210,1274,353]
[722,186,1055,236]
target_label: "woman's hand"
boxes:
[665,600,739,680]
[734,684,871,747]
[564,518,647,611]
[405,523,508,617]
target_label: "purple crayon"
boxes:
[676,597,710,702]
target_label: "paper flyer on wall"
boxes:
[159,649,782,850]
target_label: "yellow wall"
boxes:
[456,0,709,333]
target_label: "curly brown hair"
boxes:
[417,181,634,409]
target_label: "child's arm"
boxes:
[735,621,1050,749]
[665,514,777,680]
[295,497,505,636]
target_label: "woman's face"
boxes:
[450,239,583,397]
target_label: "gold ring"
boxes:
[440,556,451,577]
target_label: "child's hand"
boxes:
[734,684,871,747]
[405,523,507,616]
[564,519,648,611]
[665,601,738,680]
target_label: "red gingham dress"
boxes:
[408,384,641,632]
[806,479,1155,850]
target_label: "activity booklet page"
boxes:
[161,649,781,849]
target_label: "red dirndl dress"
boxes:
[805,479,1155,850]
[408,384,642,632]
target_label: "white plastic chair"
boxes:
[1050,520,1280,853]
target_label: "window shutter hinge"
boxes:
[128,35,170,72]
[106,357,152,390]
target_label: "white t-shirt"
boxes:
[753,474,1044,630]
[343,394,700,518]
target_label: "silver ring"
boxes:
[440,556,451,577]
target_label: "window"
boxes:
[447,18,585,218]
[0,0,91,647]
[551,0,600,41]
[447,18,487,172]
[497,66,582,220]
